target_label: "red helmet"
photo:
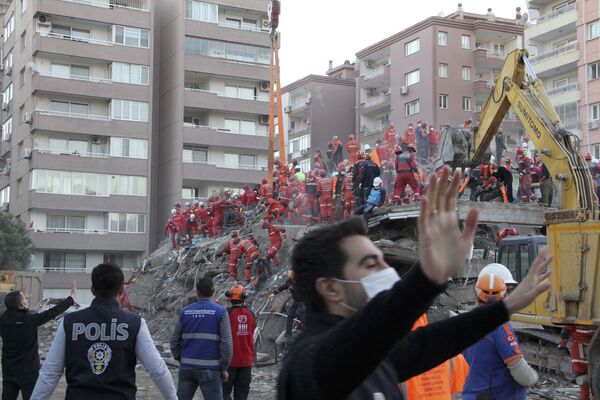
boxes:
[273,170,279,177]
[261,178,268,184]
[585,152,593,161]
[314,162,321,169]
[231,230,238,238]
[337,162,345,170]
[274,159,281,165]
[516,147,524,155]
[535,156,542,164]
[261,220,270,229]
[225,285,247,301]
[319,169,327,178]
[394,145,402,154]
[292,159,298,165]
[497,227,518,242]
[357,152,365,160]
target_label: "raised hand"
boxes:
[70,280,77,300]
[503,247,551,314]
[417,166,480,284]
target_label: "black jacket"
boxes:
[361,159,381,188]
[0,296,74,377]
[277,267,509,400]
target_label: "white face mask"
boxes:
[333,267,401,301]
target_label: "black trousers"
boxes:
[2,373,38,400]
[223,367,252,400]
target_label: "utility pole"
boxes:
[267,0,284,185]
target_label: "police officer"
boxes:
[31,263,177,400]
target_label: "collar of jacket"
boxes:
[304,310,345,335]
[91,297,120,309]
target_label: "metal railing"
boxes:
[289,98,311,110]
[183,123,267,137]
[360,123,386,136]
[38,71,112,84]
[59,0,150,11]
[218,21,268,33]
[546,82,579,96]
[362,93,391,108]
[34,148,110,158]
[183,159,266,171]
[184,87,269,102]
[475,48,505,60]
[531,3,576,24]
[42,227,110,234]
[529,42,577,64]
[35,109,111,121]
[40,31,113,47]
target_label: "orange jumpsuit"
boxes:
[316,176,334,224]
[238,239,260,281]
[266,225,286,265]
[224,239,241,280]
[346,139,360,164]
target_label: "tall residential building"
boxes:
[282,61,356,171]
[156,0,270,244]
[355,6,524,151]
[0,0,153,302]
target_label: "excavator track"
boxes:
[516,328,574,380]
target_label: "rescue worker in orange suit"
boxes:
[316,169,334,224]
[237,237,260,282]
[375,138,388,164]
[262,220,286,266]
[393,144,420,204]
[211,198,227,236]
[332,136,344,165]
[312,150,324,171]
[400,314,470,400]
[264,197,284,223]
[259,178,273,203]
[332,162,347,222]
[385,123,396,148]
[462,273,538,400]
[343,168,355,218]
[558,325,596,400]
[223,231,241,281]
[290,188,307,224]
[517,156,536,202]
[404,123,416,146]
[304,172,319,225]
[346,134,360,164]
[278,180,291,217]
[223,285,256,400]
[165,209,180,251]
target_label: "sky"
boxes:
[278,0,528,85]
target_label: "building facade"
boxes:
[355,7,524,151]
[282,61,355,171]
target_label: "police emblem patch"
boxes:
[87,342,112,375]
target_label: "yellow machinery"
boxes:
[451,48,600,385]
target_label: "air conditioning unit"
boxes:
[258,115,269,125]
[23,112,33,124]
[400,86,408,95]
[366,60,374,68]
[261,18,270,31]
[300,149,308,156]
[383,61,391,67]
[1,102,8,111]
[37,15,51,26]
[259,81,270,91]
[91,137,101,144]
[284,105,292,113]
[367,88,377,96]
[22,148,32,159]
[589,120,599,130]
[4,65,11,76]
[382,89,391,96]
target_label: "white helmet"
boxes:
[171,209,177,215]
[364,144,372,151]
[199,202,205,207]
[479,263,518,284]
[193,199,200,205]
[189,214,196,220]
[373,177,383,187]
[184,201,191,207]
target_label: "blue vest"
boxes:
[180,299,226,370]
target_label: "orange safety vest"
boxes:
[401,315,470,400]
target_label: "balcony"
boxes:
[288,99,311,117]
[474,79,494,99]
[30,149,148,175]
[360,93,391,115]
[185,55,269,81]
[185,19,269,48]
[184,88,268,115]
[529,43,578,78]
[33,32,150,66]
[183,124,268,150]
[360,123,386,137]
[360,64,391,89]
[28,191,147,213]
[36,0,150,28]
[183,161,266,184]
[30,230,146,252]
[32,110,149,139]
[527,3,576,41]
[473,48,505,70]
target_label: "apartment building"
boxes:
[156,0,270,244]
[0,0,153,302]
[355,6,524,151]
[281,61,355,171]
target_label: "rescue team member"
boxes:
[346,134,360,164]
[0,282,76,400]
[393,144,420,204]
[32,264,177,399]
[462,273,539,400]
[277,167,552,400]
[558,325,595,400]
[223,285,256,400]
[223,231,241,281]
[171,277,233,400]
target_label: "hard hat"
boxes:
[184,201,190,207]
[349,134,355,139]
[523,135,530,141]
[479,263,518,284]
[231,230,238,238]
[225,285,247,301]
[475,273,507,303]
[585,152,593,161]
[199,202,205,207]
[516,147,524,155]
[193,199,200,205]
[333,135,338,139]
[189,214,196,220]
[171,209,177,215]
[373,177,383,187]
[261,178,268,184]
[364,144,372,151]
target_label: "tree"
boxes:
[0,212,32,270]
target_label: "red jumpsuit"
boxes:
[259,183,273,202]
[279,183,291,216]
[164,217,180,250]
[376,143,388,164]
[317,176,334,224]
[560,325,596,400]
[293,192,308,224]
[183,217,198,239]
[241,187,258,209]
[385,125,396,148]
[266,198,285,222]
[238,239,260,281]
[224,239,241,280]
[266,225,286,265]
[404,128,416,146]
[200,215,215,237]
[211,200,227,236]
[343,172,355,218]
[305,178,319,224]
[393,150,419,204]
[346,139,360,164]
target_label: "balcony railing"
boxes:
[530,42,577,64]
[546,82,579,96]
[42,227,110,234]
[218,21,268,33]
[362,94,390,108]
[289,98,311,110]
[34,148,110,158]
[184,87,269,102]
[531,3,576,24]
[362,64,390,80]
[474,48,505,59]
[40,31,114,47]
[59,0,150,11]
[360,123,387,136]
[38,71,112,84]
[35,109,111,121]
[183,159,266,171]
[183,123,267,137]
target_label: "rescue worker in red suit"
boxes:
[264,197,284,223]
[164,209,180,250]
[304,171,319,224]
[241,185,258,211]
[312,150,324,171]
[200,212,215,237]
[429,126,440,160]
[194,202,208,229]
[346,134,360,164]
[404,123,416,146]
[375,138,388,163]
[291,188,308,224]
[182,202,192,221]
[343,169,355,218]
[182,213,198,243]
[223,285,256,400]
[259,178,273,203]
[174,201,182,217]
[393,144,420,204]
[262,220,286,266]
[237,238,260,282]
[211,198,227,236]
[559,325,596,400]
[517,156,536,202]
[223,231,241,281]
[316,169,334,224]
[278,180,291,217]
[385,123,396,148]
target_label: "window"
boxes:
[110,175,147,196]
[555,101,578,129]
[3,83,13,104]
[111,62,149,85]
[50,100,89,116]
[43,252,86,271]
[110,138,148,158]
[224,118,258,135]
[4,51,12,71]
[588,21,600,40]
[113,26,150,48]
[225,18,241,29]
[182,146,208,163]
[492,43,505,56]
[405,69,420,86]
[185,36,270,65]
[405,99,420,116]
[2,118,12,141]
[438,63,448,78]
[461,35,470,49]
[4,14,14,42]
[405,38,420,56]
[20,30,26,50]
[103,253,124,267]
[239,154,256,169]
[462,97,471,111]
[554,75,578,89]
[46,215,85,232]
[108,213,145,233]
[439,94,448,109]
[590,102,600,121]
[21,0,27,13]
[553,37,576,50]
[590,62,600,80]
[19,68,24,88]
[111,100,149,122]
[51,63,90,80]
[0,186,9,205]
[462,66,471,81]
[185,0,218,23]
[289,134,311,154]
[32,170,146,197]
[224,85,254,100]
[182,187,199,199]
[16,178,22,196]
[438,31,447,46]
[594,144,600,160]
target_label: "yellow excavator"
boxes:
[438,49,600,389]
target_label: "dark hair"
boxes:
[4,291,22,310]
[196,277,214,297]
[91,263,124,298]
[292,217,367,312]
